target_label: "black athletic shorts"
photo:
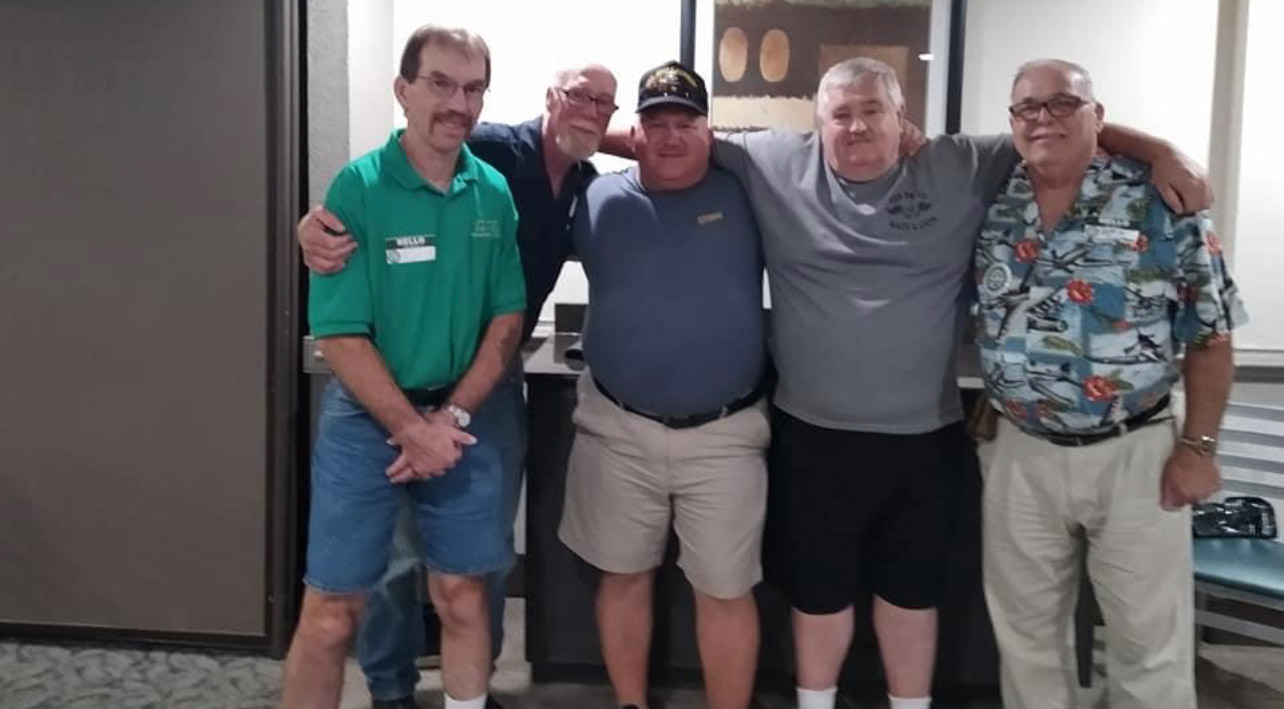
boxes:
[763,405,975,613]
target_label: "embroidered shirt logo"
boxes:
[471,219,502,239]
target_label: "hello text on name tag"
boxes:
[385,235,436,264]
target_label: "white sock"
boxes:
[888,695,931,709]
[444,693,487,709]
[797,686,837,709]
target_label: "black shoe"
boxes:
[371,697,419,709]
[485,698,506,709]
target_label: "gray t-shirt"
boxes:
[576,167,766,416]
[715,130,1016,433]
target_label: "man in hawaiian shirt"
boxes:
[975,59,1246,709]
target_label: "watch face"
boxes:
[448,405,470,428]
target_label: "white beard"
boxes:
[555,129,600,161]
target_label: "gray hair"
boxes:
[551,63,615,89]
[816,57,905,114]
[1012,58,1095,100]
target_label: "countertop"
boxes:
[521,332,987,389]
[521,333,587,377]
[306,332,1282,386]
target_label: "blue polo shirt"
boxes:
[468,118,596,342]
[576,167,766,416]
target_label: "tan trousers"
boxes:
[982,418,1195,709]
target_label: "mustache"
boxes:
[431,110,473,126]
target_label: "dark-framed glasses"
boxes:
[416,73,488,103]
[555,87,618,115]
[1008,94,1090,121]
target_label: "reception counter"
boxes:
[519,334,1001,700]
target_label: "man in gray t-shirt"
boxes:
[709,58,1210,709]
[717,127,1014,433]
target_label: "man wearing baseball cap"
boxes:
[557,61,768,709]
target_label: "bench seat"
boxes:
[1193,537,1284,599]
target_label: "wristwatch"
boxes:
[1178,434,1218,457]
[444,404,472,429]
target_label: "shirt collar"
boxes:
[1011,152,1112,193]
[383,128,480,194]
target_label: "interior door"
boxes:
[0,0,299,651]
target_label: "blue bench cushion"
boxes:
[1193,538,1284,599]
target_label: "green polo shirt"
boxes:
[309,130,525,390]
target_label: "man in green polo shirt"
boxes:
[281,25,525,709]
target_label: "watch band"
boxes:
[1178,434,1218,456]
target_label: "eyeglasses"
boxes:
[416,73,488,103]
[554,87,618,116]
[1008,94,1090,121]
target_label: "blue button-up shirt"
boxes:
[469,118,596,342]
[975,154,1246,436]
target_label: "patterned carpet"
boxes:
[4,611,1283,709]
[0,641,283,709]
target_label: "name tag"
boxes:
[1085,224,1140,245]
[697,211,724,226]
[385,235,436,264]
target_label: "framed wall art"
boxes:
[681,0,966,135]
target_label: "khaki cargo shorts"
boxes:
[558,373,769,599]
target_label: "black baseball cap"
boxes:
[636,61,708,116]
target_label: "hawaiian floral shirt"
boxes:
[975,154,1247,436]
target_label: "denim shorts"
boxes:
[304,380,512,594]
